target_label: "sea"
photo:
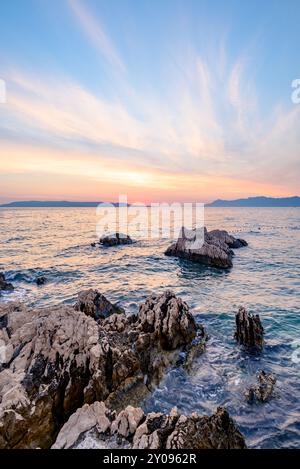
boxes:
[0,206,299,448]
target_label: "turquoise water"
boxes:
[0,207,300,448]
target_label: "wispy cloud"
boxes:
[68,0,126,74]
[1,22,299,201]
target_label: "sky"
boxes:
[0,0,299,204]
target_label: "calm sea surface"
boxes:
[0,207,300,448]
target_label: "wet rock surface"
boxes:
[235,307,264,349]
[165,227,247,269]
[0,273,14,293]
[94,232,134,247]
[0,290,206,449]
[207,229,248,249]
[53,403,246,449]
[36,276,47,286]
[246,371,276,403]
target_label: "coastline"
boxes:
[1,210,299,449]
[0,227,278,449]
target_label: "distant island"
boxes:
[0,200,128,208]
[0,196,299,208]
[206,196,300,207]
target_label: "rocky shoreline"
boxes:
[0,290,208,449]
[0,228,278,450]
[53,403,246,449]
[0,284,273,450]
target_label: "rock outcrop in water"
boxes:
[165,227,247,269]
[235,307,264,349]
[0,290,206,449]
[36,276,47,286]
[0,273,14,293]
[53,402,246,449]
[246,371,276,403]
[207,229,248,249]
[92,232,134,247]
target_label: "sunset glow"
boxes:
[0,0,299,203]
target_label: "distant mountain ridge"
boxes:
[207,196,300,207]
[0,196,299,208]
[0,200,128,208]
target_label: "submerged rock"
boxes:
[0,273,14,293]
[246,371,276,403]
[36,276,47,286]
[53,403,246,449]
[0,290,205,449]
[235,307,264,349]
[165,227,247,269]
[99,232,133,247]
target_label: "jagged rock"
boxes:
[235,307,264,349]
[184,324,207,370]
[207,229,248,249]
[246,371,276,403]
[36,276,47,286]
[133,291,206,387]
[74,289,124,320]
[99,233,133,247]
[51,402,114,449]
[53,403,246,449]
[164,407,246,449]
[0,273,14,293]
[138,290,197,350]
[165,227,247,269]
[0,291,205,449]
[0,302,103,449]
[111,405,144,438]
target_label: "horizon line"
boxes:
[1,194,300,207]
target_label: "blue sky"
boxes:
[0,0,299,202]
